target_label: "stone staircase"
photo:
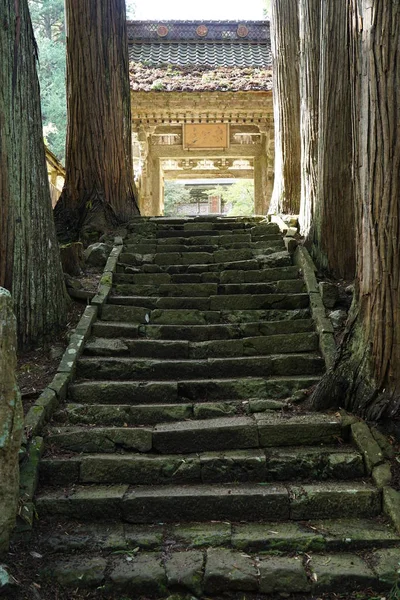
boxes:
[34,216,399,596]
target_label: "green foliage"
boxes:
[29,0,65,41]
[164,182,192,216]
[208,180,255,216]
[29,0,66,162]
[36,36,67,162]
[28,0,136,164]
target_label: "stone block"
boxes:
[109,554,166,594]
[204,548,258,592]
[165,550,204,596]
[258,556,310,593]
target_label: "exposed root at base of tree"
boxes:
[312,315,400,438]
[54,190,139,243]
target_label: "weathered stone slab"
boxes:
[36,485,128,519]
[165,550,204,596]
[200,449,266,483]
[351,421,385,473]
[109,553,166,594]
[65,402,193,426]
[289,483,381,519]
[310,554,376,592]
[371,548,400,586]
[166,522,231,548]
[80,454,201,485]
[153,417,259,453]
[204,548,258,592]
[256,413,342,447]
[122,483,289,523]
[41,557,106,588]
[46,426,152,453]
[232,522,325,553]
[70,381,179,405]
[258,556,310,593]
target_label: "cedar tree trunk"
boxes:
[55,0,139,240]
[0,0,68,347]
[0,289,23,555]
[312,0,400,423]
[311,0,356,279]
[269,0,301,215]
[298,0,321,238]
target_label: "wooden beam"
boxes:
[152,145,263,158]
[163,170,254,180]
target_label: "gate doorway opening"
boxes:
[128,20,274,217]
[164,179,255,218]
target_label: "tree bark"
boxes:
[298,0,321,238]
[311,0,356,279]
[0,289,24,555]
[312,0,400,423]
[55,0,140,241]
[269,0,301,215]
[0,0,68,347]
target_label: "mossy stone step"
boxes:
[100,304,311,324]
[69,375,322,405]
[45,414,344,455]
[107,293,309,312]
[84,332,319,359]
[123,240,285,254]
[132,232,281,246]
[118,254,292,274]
[38,546,400,595]
[59,398,306,427]
[92,318,315,341]
[36,518,400,555]
[114,265,300,285]
[112,280,305,298]
[39,446,364,487]
[76,353,324,381]
[36,481,380,523]
[59,398,278,427]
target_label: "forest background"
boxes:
[29,0,137,163]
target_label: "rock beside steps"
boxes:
[34,217,400,596]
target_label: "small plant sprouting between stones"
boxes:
[388,564,400,600]
[112,547,140,561]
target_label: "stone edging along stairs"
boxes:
[21,216,400,596]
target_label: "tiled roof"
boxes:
[127,20,270,42]
[129,42,271,69]
[128,20,271,92]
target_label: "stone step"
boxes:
[112,280,305,298]
[39,446,365,486]
[123,240,285,254]
[92,318,315,341]
[106,293,309,312]
[117,256,292,275]
[59,398,287,427]
[36,481,381,523]
[76,353,324,381]
[36,518,400,555]
[45,415,344,454]
[113,265,300,284]
[84,332,319,359]
[120,248,289,267]
[36,545,399,595]
[100,304,311,324]
[126,233,282,246]
[118,254,292,275]
[153,222,280,236]
[69,375,322,405]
